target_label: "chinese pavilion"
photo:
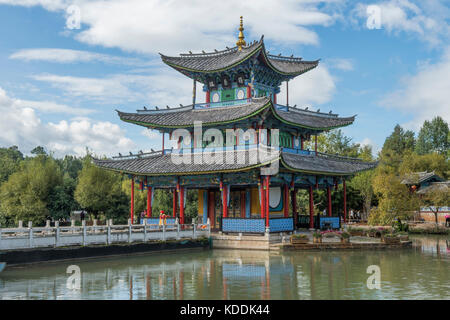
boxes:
[94,17,377,234]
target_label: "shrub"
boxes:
[292,234,308,239]
[313,231,323,238]
[340,231,351,239]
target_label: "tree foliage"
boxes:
[415,116,449,155]
[74,157,124,219]
[0,155,62,225]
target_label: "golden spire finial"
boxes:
[236,16,246,51]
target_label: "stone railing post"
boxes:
[93,219,98,234]
[18,220,23,229]
[162,224,166,241]
[128,218,132,243]
[45,220,51,235]
[82,220,86,246]
[193,222,196,239]
[55,221,60,247]
[106,219,111,245]
[71,219,75,234]
[28,221,33,248]
[143,219,147,242]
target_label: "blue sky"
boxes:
[0,0,448,157]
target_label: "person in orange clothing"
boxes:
[159,210,167,226]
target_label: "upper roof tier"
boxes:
[160,36,319,80]
[116,97,355,132]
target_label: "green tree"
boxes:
[57,155,83,180]
[47,174,80,221]
[74,157,124,219]
[30,146,47,156]
[415,116,449,155]
[0,155,62,225]
[0,146,24,183]
[382,124,415,155]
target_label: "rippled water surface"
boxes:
[0,235,449,299]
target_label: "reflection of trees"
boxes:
[1,237,449,299]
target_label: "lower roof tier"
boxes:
[93,148,377,177]
[116,97,355,132]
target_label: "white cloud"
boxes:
[31,68,200,106]
[277,64,336,107]
[0,87,134,156]
[353,0,450,46]
[327,58,354,71]
[380,47,450,131]
[1,0,341,54]
[10,48,151,66]
[15,99,94,116]
[357,137,380,155]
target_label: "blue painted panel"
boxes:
[222,218,265,233]
[319,217,340,229]
[269,218,294,232]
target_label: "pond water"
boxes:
[0,235,449,300]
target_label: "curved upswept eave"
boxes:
[280,152,378,176]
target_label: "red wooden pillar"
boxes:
[309,186,314,229]
[130,176,134,224]
[173,188,177,218]
[343,178,347,223]
[327,185,332,217]
[291,188,297,229]
[147,185,152,218]
[221,181,228,218]
[273,93,277,104]
[247,85,251,98]
[265,176,270,227]
[206,91,210,103]
[283,184,289,218]
[240,191,246,218]
[180,186,185,224]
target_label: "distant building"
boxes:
[402,171,450,223]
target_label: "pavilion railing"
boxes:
[221,217,294,234]
[0,219,210,251]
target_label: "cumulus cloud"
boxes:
[327,58,354,71]
[0,87,134,156]
[380,47,450,131]
[1,0,340,54]
[352,0,450,46]
[10,48,151,66]
[31,68,199,107]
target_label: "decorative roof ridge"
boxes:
[259,40,319,75]
[283,106,349,119]
[315,152,378,164]
[116,105,194,116]
[159,36,263,59]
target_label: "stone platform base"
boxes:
[211,232,290,251]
